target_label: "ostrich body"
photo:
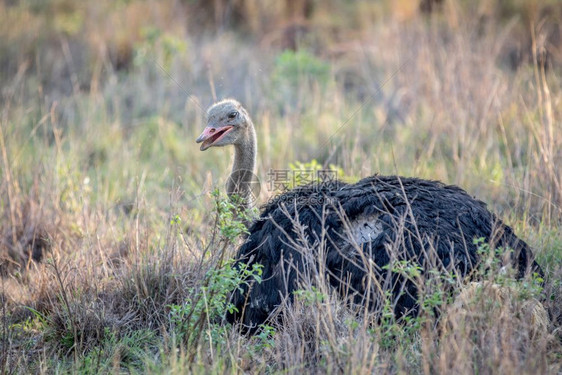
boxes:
[196,99,541,330]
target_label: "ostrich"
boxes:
[196,99,542,331]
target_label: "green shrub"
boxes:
[168,260,262,347]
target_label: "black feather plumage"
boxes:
[226,175,541,330]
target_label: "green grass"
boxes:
[1,0,561,373]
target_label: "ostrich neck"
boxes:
[227,124,257,200]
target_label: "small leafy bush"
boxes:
[211,189,257,240]
[169,260,263,347]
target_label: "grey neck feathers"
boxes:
[226,121,257,206]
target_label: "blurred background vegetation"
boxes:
[1,0,561,372]
[1,0,560,219]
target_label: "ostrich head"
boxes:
[196,99,253,151]
[195,99,257,203]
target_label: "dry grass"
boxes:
[1,0,561,373]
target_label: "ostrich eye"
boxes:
[228,111,238,119]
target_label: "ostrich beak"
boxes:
[196,126,233,151]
